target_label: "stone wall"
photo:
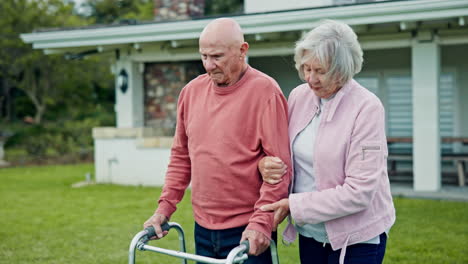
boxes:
[144,62,204,136]
[154,0,205,21]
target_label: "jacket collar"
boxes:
[322,79,354,122]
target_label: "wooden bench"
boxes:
[387,137,468,186]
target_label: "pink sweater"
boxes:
[156,66,291,238]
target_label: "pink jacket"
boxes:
[283,80,396,262]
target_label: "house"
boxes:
[21,0,468,191]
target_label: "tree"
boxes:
[79,0,244,24]
[0,0,96,124]
[79,0,154,24]
[205,0,244,16]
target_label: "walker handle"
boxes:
[240,240,250,253]
[144,222,171,238]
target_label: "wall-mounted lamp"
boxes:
[117,69,128,94]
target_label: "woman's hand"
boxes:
[258,156,287,184]
[260,198,290,231]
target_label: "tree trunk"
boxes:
[1,78,8,121]
[0,96,4,121]
[2,78,13,122]
[22,72,45,125]
[34,105,44,124]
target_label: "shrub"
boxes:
[3,113,114,164]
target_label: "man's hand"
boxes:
[260,198,289,231]
[240,230,270,256]
[143,212,169,239]
[258,156,287,184]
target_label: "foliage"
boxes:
[1,164,468,263]
[0,0,111,124]
[0,0,245,164]
[79,0,154,23]
[205,0,244,16]
[78,0,245,23]
[4,112,115,164]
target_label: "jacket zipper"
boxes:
[361,145,380,160]
[323,234,329,247]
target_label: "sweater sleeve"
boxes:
[246,93,292,239]
[289,99,387,225]
[156,89,192,219]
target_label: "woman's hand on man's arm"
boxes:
[258,156,287,184]
[260,198,290,231]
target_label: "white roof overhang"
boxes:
[21,0,468,53]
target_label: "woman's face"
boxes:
[302,57,340,99]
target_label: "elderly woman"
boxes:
[259,20,395,264]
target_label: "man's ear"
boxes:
[240,42,249,58]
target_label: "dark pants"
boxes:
[298,233,387,264]
[194,222,277,264]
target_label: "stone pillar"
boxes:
[154,0,205,21]
[412,31,441,191]
[144,62,204,136]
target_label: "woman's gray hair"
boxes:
[294,19,363,86]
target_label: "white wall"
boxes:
[244,0,333,13]
[94,138,170,186]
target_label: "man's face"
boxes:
[199,41,243,87]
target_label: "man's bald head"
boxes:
[199,18,245,48]
[198,18,249,87]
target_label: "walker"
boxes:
[129,222,279,264]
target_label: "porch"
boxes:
[387,137,468,187]
[391,183,468,202]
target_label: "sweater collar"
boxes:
[212,65,251,95]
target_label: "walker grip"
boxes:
[144,222,171,238]
[240,240,250,253]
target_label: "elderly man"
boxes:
[144,18,291,263]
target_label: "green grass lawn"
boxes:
[1,164,467,264]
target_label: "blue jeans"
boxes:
[298,233,387,264]
[194,222,276,264]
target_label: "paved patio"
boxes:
[391,183,468,202]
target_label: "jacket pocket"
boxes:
[359,141,383,170]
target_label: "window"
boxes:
[355,71,456,152]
